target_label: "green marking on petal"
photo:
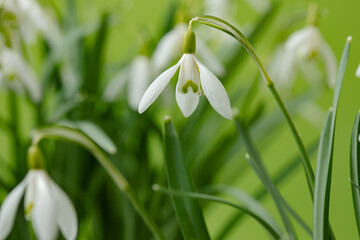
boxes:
[181,80,199,93]
[25,203,34,220]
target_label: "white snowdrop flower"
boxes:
[103,55,152,110]
[356,64,360,78]
[139,29,232,119]
[1,0,61,47]
[278,26,337,88]
[152,23,225,76]
[0,145,77,240]
[0,47,41,102]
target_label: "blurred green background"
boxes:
[0,0,360,239]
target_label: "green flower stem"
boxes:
[190,16,315,197]
[32,127,165,240]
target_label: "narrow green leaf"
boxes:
[235,118,296,239]
[350,111,360,237]
[56,120,117,154]
[153,184,282,239]
[163,117,210,240]
[313,37,351,240]
[313,110,333,240]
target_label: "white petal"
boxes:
[102,67,130,102]
[178,54,201,94]
[50,180,77,240]
[24,171,37,220]
[128,56,152,111]
[320,42,337,87]
[175,81,199,117]
[138,56,183,114]
[32,171,58,240]
[0,180,26,240]
[151,24,187,73]
[196,38,226,77]
[197,59,232,119]
[356,64,360,78]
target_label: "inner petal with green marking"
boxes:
[178,54,202,95]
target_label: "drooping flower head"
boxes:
[139,27,232,119]
[0,145,78,240]
[0,47,42,102]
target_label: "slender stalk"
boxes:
[190,16,315,197]
[32,128,165,240]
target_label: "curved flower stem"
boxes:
[190,16,315,197]
[32,127,165,240]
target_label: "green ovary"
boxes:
[181,80,199,94]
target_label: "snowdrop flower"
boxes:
[0,145,77,240]
[356,64,360,78]
[152,23,225,76]
[0,0,61,47]
[139,29,232,119]
[103,55,152,110]
[273,25,337,89]
[0,47,41,102]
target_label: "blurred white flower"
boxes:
[151,23,225,76]
[139,30,232,119]
[103,55,152,110]
[356,64,360,78]
[1,0,61,47]
[204,0,231,19]
[0,170,77,240]
[0,47,41,102]
[271,26,337,89]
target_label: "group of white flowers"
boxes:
[0,0,359,239]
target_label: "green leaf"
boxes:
[163,117,210,240]
[57,120,117,154]
[313,110,333,240]
[350,111,360,237]
[234,118,296,239]
[153,184,282,239]
[313,37,352,240]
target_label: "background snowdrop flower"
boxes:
[356,64,360,78]
[0,145,77,240]
[274,25,337,88]
[103,55,152,110]
[139,29,232,119]
[1,0,61,47]
[152,23,225,76]
[0,47,41,102]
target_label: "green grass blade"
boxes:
[163,117,210,240]
[313,37,352,240]
[350,112,360,237]
[313,110,333,240]
[235,117,296,239]
[153,185,282,239]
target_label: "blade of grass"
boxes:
[163,117,211,240]
[216,140,319,239]
[153,184,282,239]
[313,36,352,240]
[235,117,296,239]
[350,111,360,237]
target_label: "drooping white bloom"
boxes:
[139,52,232,119]
[0,0,61,47]
[103,55,152,110]
[0,47,42,102]
[0,170,77,240]
[272,26,337,89]
[356,64,360,78]
[151,23,225,76]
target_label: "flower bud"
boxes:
[182,29,196,54]
[27,145,44,169]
